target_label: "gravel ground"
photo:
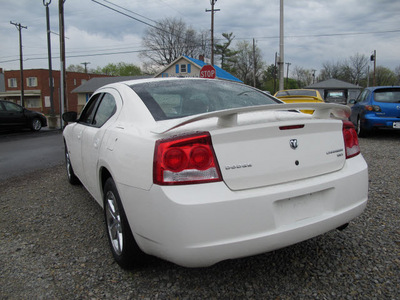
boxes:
[0,131,399,299]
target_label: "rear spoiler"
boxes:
[152,103,350,134]
[277,95,322,101]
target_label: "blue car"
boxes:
[350,86,400,137]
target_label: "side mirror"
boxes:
[348,99,356,104]
[62,111,78,123]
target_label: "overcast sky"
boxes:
[1,0,399,76]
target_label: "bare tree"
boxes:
[66,64,86,73]
[141,17,209,67]
[231,40,265,87]
[319,61,342,81]
[292,66,313,87]
[348,53,369,85]
[394,65,400,85]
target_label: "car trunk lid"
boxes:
[211,117,345,190]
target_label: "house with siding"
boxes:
[154,55,242,83]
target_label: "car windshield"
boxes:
[374,88,400,103]
[130,79,280,120]
[276,90,317,97]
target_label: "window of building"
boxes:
[25,98,41,108]
[8,78,17,88]
[180,64,187,73]
[27,77,38,87]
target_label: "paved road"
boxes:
[0,130,65,181]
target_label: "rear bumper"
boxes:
[362,114,400,130]
[118,154,368,267]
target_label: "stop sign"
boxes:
[200,65,216,79]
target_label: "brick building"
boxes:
[0,68,110,115]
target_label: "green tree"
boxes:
[261,64,278,93]
[94,63,142,76]
[214,33,238,71]
[372,66,397,86]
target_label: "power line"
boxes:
[101,0,157,24]
[237,29,400,41]
[91,0,206,45]
[91,0,163,32]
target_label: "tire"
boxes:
[64,143,80,185]
[103,178,147,269]
[31,118,42,131]
[356,117,369,138]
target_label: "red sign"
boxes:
[200,65,216,79]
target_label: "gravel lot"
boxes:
[1,131,399,299]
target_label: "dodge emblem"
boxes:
[290,139,298,150]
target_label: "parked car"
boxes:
[62,78,368,269]
[274,89,324,114]
[349,86,400,137]
[325,90,348,105]
[0,100,47,131]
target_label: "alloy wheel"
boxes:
[105,191,123,256]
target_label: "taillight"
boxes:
[365,105,381,112]
[153,132,222,185]
[342,121,360,159]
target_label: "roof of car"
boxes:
[367,86,400,91]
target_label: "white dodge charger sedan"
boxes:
[62,78,368,268]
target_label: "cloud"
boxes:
[1,0,399,73]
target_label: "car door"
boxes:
[68,93,103,184]
[1,101,25,126]
[351,89,369,122]
[80,90,119,199]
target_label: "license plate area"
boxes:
[274,189,333,227]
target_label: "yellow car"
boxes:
[274,89,324,114]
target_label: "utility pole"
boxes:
[371,50,376,86]
[278,0,284,91]
[312,69,316,84]
[43,0,56,128]
[274,52,278,94]
[10,21,27,107]
[253,38,257,87]
[206,0,220,66]
[285,62,291,88]
[81,62,90,73]
[59,0,66,128]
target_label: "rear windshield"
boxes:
[374,88,400,103]
[327,91,345,98]
[130,79,280,121]
[276,90,317,97]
